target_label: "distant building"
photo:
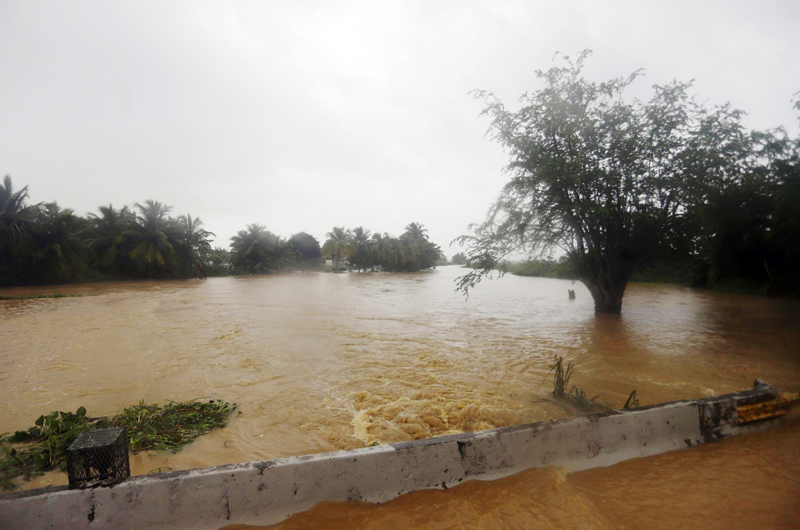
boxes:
[323,256,348,269]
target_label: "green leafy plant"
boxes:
[115,400,236,452]
[0,399,236,491]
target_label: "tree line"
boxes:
[458,51,800,312]
[0,176,443,286]
[321,224,443,272]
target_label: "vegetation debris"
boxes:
[0,399,236,491]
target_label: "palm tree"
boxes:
[0,175,40,254]
[229,223,291,273]
[400,222,428,270]
[349,226,373,272]
[178,214,214,251]
[404,222,429,242]
[126,200,178,277]
[31,202,88,282]
[322,226,351,270]
[371,232,391,270]
[86,204,135,272]
[176,214,215,277]
[0,175,41,284]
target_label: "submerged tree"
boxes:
[457,51,756,314]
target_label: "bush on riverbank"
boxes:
[0,399,237,490]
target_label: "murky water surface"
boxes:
[1,267,799,526]
[231,418,800,530]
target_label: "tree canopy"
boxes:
[0,174,447,285]
[321,223,443,272]
[0,178,219,285]
[457,51,800,313]
[288,232,322,266]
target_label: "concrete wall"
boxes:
[0,381,780,530]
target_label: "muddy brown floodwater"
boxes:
[1,266,799,527]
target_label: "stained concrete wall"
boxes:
[0,381,779,530]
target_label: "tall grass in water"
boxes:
[547,355,638,413]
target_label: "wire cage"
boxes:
[66,427,130,486]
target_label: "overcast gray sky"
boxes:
[1,0,798,254]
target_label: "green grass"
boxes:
[0,399,237,490]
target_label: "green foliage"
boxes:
[229,224,295,274]
[456,51,800,312]
[287,232,322,268]
[0,175,40,284]
[450,252,467,265]
[0,407,106,489]
[201,246,234,276]
[505,257,576,279]
[0,400,236,490]
[348,226,373,272]
[323,223,443,273]
[0,176,447,283]
[0,179,219,285]
[85,204,137,276]
[113,400,236,452]
[322,226,351,270]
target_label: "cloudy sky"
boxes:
[1,0,798,254]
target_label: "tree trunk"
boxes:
[583,278,627,314]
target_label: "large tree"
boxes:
[457,51,754,313]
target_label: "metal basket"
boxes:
[66,427,130,486]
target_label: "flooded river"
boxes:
[1,266,799,525]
